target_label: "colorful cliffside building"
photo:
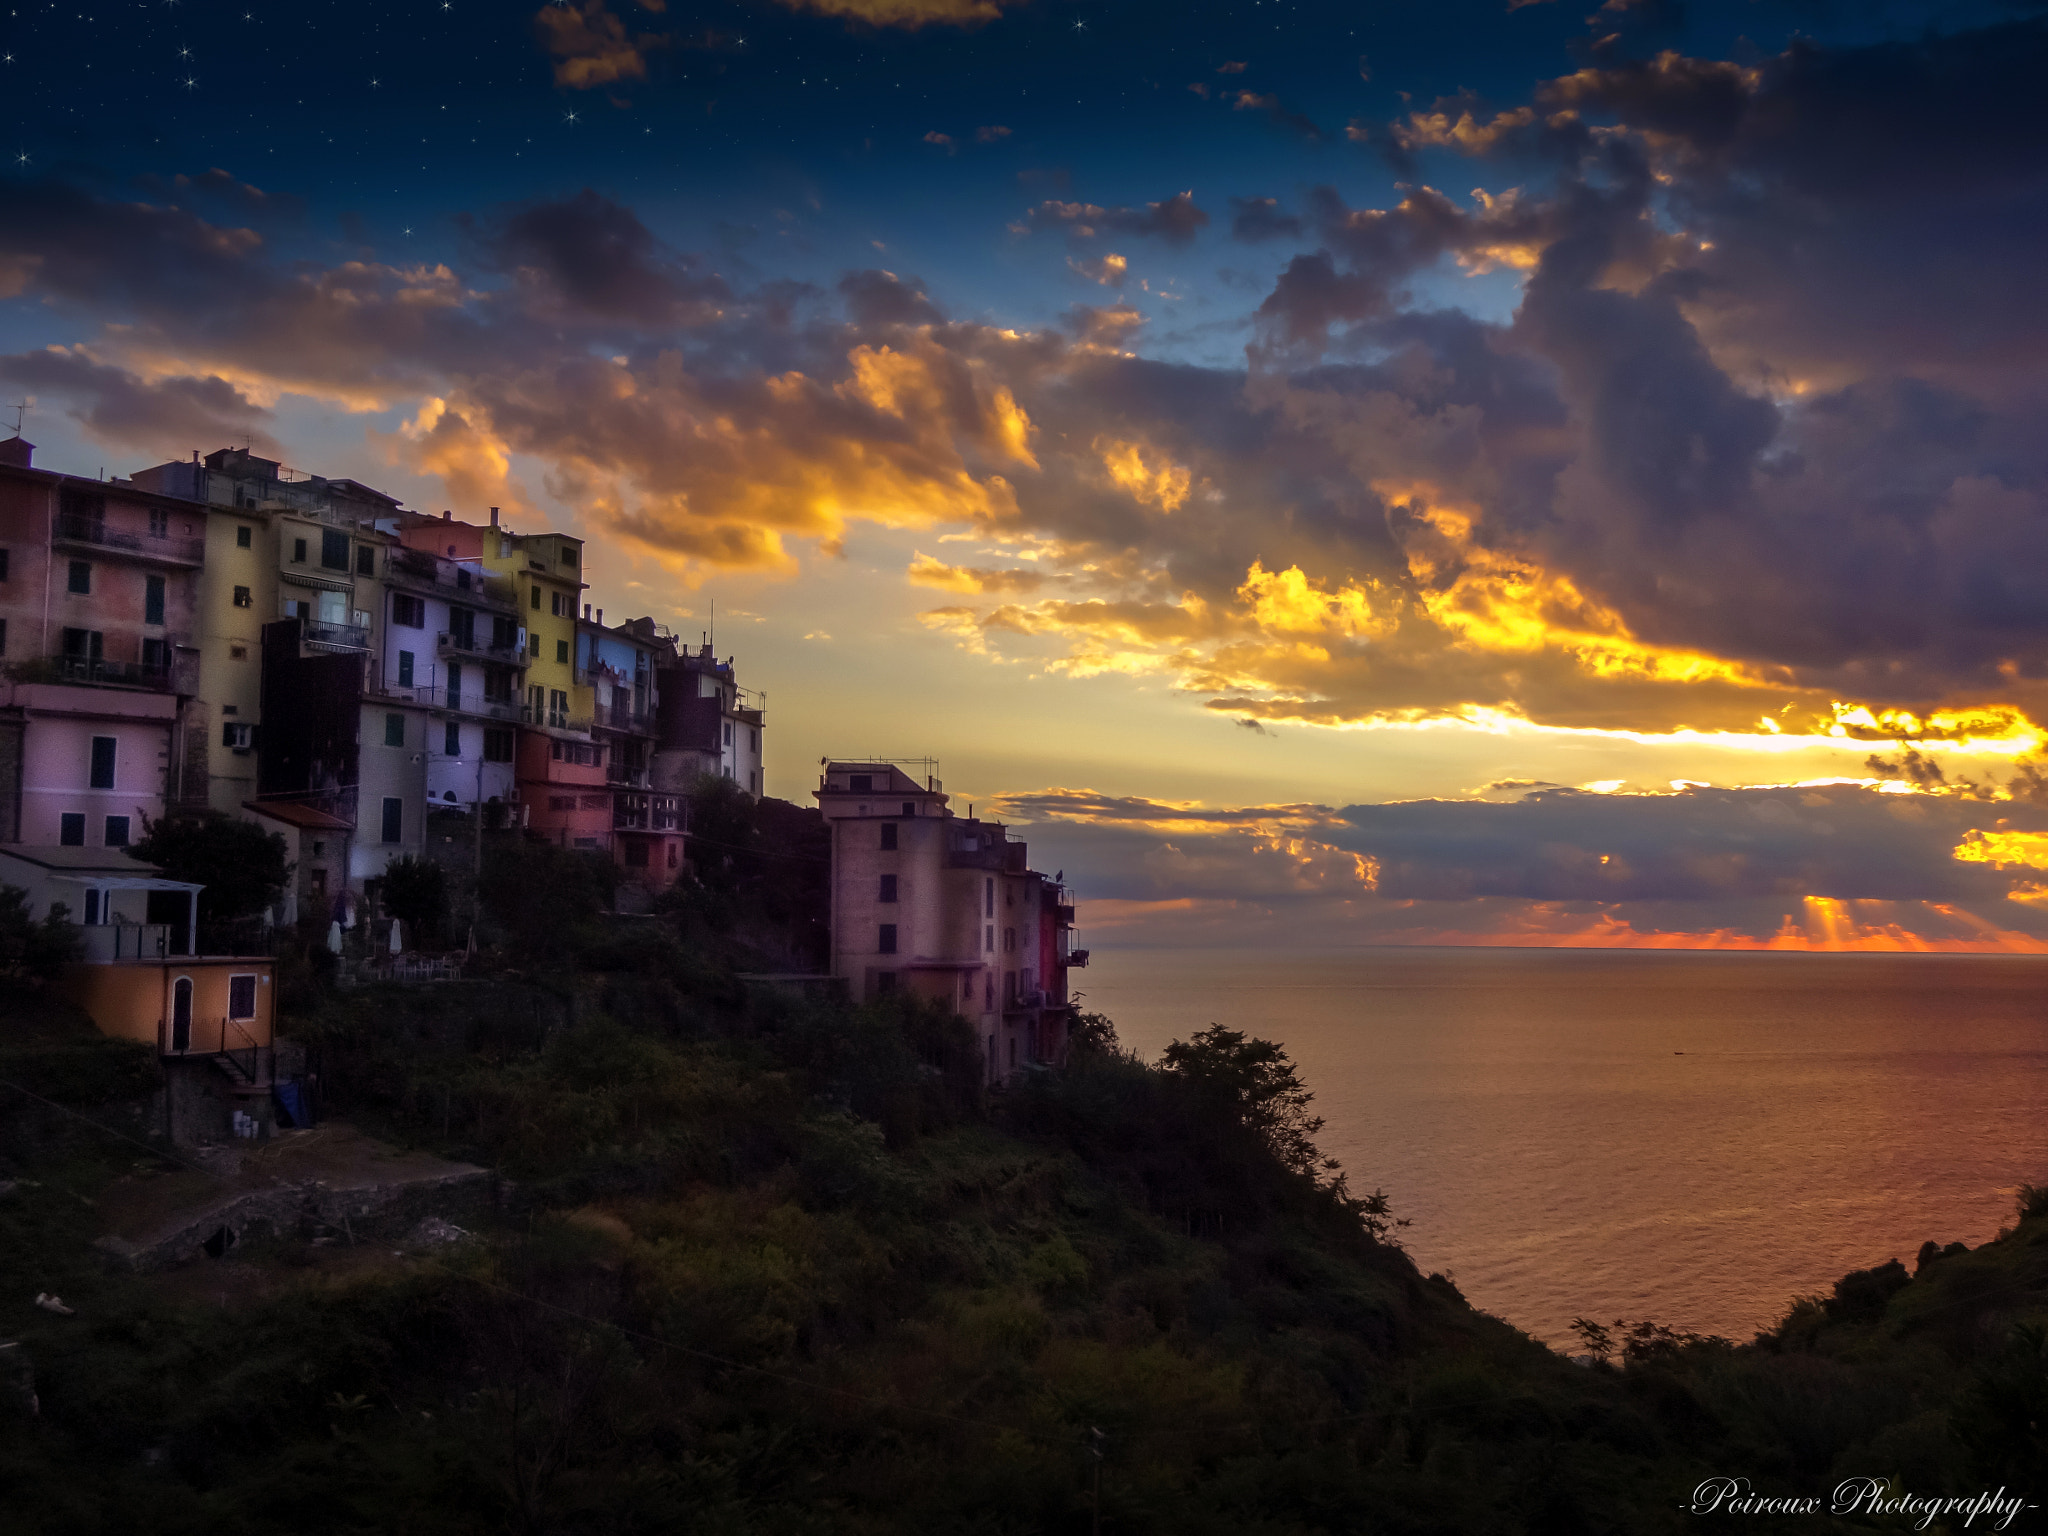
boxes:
[815,760,1084,1082]
[0,436,207,848]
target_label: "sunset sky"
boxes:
[7,0,2048,949]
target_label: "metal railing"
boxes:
[303,619,369,651]
[54,511,205,564]
[438,630,525,664]
[46,653,175,690]
[78,922,179,962]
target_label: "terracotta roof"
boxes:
[243,799,355,831]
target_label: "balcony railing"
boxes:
[46,653,175,691]
[593,703,652,734]
[521,705,593,732]
[79,923,181,962]
[438,631,526,665]
[303,620,370,652]
[54,512,205,565]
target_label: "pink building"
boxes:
[0,437,207,846]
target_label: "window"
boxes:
[233,584,252,607]
[878,923,897,954]
[392,594,425,628]
[723,722,733,745]
[752,728,759,750]
[549,688,567,727]
[880,822,897,850]
[879,874,897,903]
[356,544,375,576]
[483,728,514,762]
[555,639,569,664]
[397,651,414,686]
[1004,927,1016,953]
[560,546,577,566]
[291,536,307,563]
[901,801,914,817]
[528,633,540,658]
[444,721,460,756]
[447,662,463,707]
[60,813,85,846]
[384,713,405,747]
[229,644,248,661]
[985,878,994,917]
[236,524,252,549]
[85,890,102,924]
[530,585,541,610]
[222,722,253,750]
[548,794,576,811]
[850,774,872,792]
[228,974,257,1021]
[145,575,165,625]
[68,560,91,594]
[0,618,6,657]
[89,736,116,789]
[149,508,169,538]
[381,797,403,844]
[142,638,169,673]
[321,529,350,570]
[104,815,130,847]
[0,548,9,580]
[985,924,994,953]
[312,840,324,857]
[549,591,563,617]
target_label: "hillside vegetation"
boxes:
[1,794,2044,1534]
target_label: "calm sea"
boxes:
[1081,946,2048,1348]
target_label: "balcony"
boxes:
[522,704,592,732]
[387,550,519,609]
[303,620,370,652]
[79,923,182,962]
[53,512,205,566]
[593,701,653,735]
[448,692,522,722]
[44,653,175,691]
[438,630,526,666]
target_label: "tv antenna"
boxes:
[4,398,27,436]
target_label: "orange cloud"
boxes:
[535,0,661,89]
[906,551,1045,595]
[767,0,1020,27]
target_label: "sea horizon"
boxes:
[1084,944,2048,1347]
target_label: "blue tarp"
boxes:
[274,1078,311,1128]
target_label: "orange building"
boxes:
[1,845,280,1141]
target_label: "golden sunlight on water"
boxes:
[1084,946,2048,1349]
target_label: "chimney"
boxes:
[441,509,451,521]
[596,608,603,626]
[489,506,500,527]
[583,603,591,621]
[0,437,32,470]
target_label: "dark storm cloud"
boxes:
[984,783,2048,950]
[467,189,732,325]
[0,349,278,457]
[1335,785,2016,904]
[1228,196,1304,243]
[1019,191,1211,246]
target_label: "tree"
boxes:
[128,813,291,924]
[0,885,82,989]
[1160,1025,1331,1182]
[380,855,448,947]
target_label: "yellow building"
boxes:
[397,510,590,732]
[130,450,403,815]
